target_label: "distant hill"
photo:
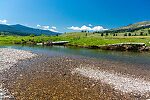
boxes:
[0,24,60,36]
[116,21,150,30]
[104,21,150,33]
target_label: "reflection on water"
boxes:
[1,45,150,66]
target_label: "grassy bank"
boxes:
[0,32,150,47]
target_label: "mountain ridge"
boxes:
[116,21,150,30]
[108,21,150,33]
[0,24,60,36]
[0,21,150,35]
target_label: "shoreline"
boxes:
[1,49,150,99]
[0,48,37,99]
[66,43,150,52]
[1,42,150,52]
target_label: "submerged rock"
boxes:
[0,48,37,72]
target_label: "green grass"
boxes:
[59,32,150,46]
[1,32,150,47]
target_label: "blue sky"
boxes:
[0,0,150,32]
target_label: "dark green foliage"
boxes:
[140,32,144,36]
[81,30,87,33]
[148,30,150,34]
[21,39,25,41]
[86,33,88,36]
[21,39,26,44]
[124,33,127,36]
[146,33,148,36]
[30,34,35,37]
[106,33,108,36]
[128,33,131,36]
[134,33,137,36]
[101,33,104,36]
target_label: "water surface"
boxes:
[1,45,150,67]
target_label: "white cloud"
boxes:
[67,25,108,31]
[42,26,50,30]
[67,25,91,31]
[51,26,56,30]
[37,24,50,30]
[81,25,91,31]
[37,24,58,32]
[89,24,92,27]
[50,29,58,32]
[67,26,81,31]
[0,19,8,24]
[37,24,40,27]
[92,26,108,31]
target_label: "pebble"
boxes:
[0,48,37,99]
[72,67,150,96]
[0,48,37,72]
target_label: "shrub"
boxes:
[148,30,150,34]
[146,33,148,36]
[106,33,108,36]
[128,33,131,36]
[134,33,137,36]
[30,34,35,37]
[124,33,127,36]
[140,32,143,36]
[86,33,88,36]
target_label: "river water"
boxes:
[1,45,150,66]
[1,45,150,99]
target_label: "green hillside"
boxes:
[117,21,150,30]
[103,21,150,33]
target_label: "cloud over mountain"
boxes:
[37,25,58,32]
[0,19,8,24]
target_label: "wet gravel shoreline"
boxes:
[1,48,150,99]
[0,48,37,99]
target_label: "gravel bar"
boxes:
[0,48,37,99]
[0,48,37,72]
[72,67,150,95]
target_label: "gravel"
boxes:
[72,66,150,96]
[0,48,37,72]
[0,48,37,99]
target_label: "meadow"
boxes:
[1,31,150,47]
